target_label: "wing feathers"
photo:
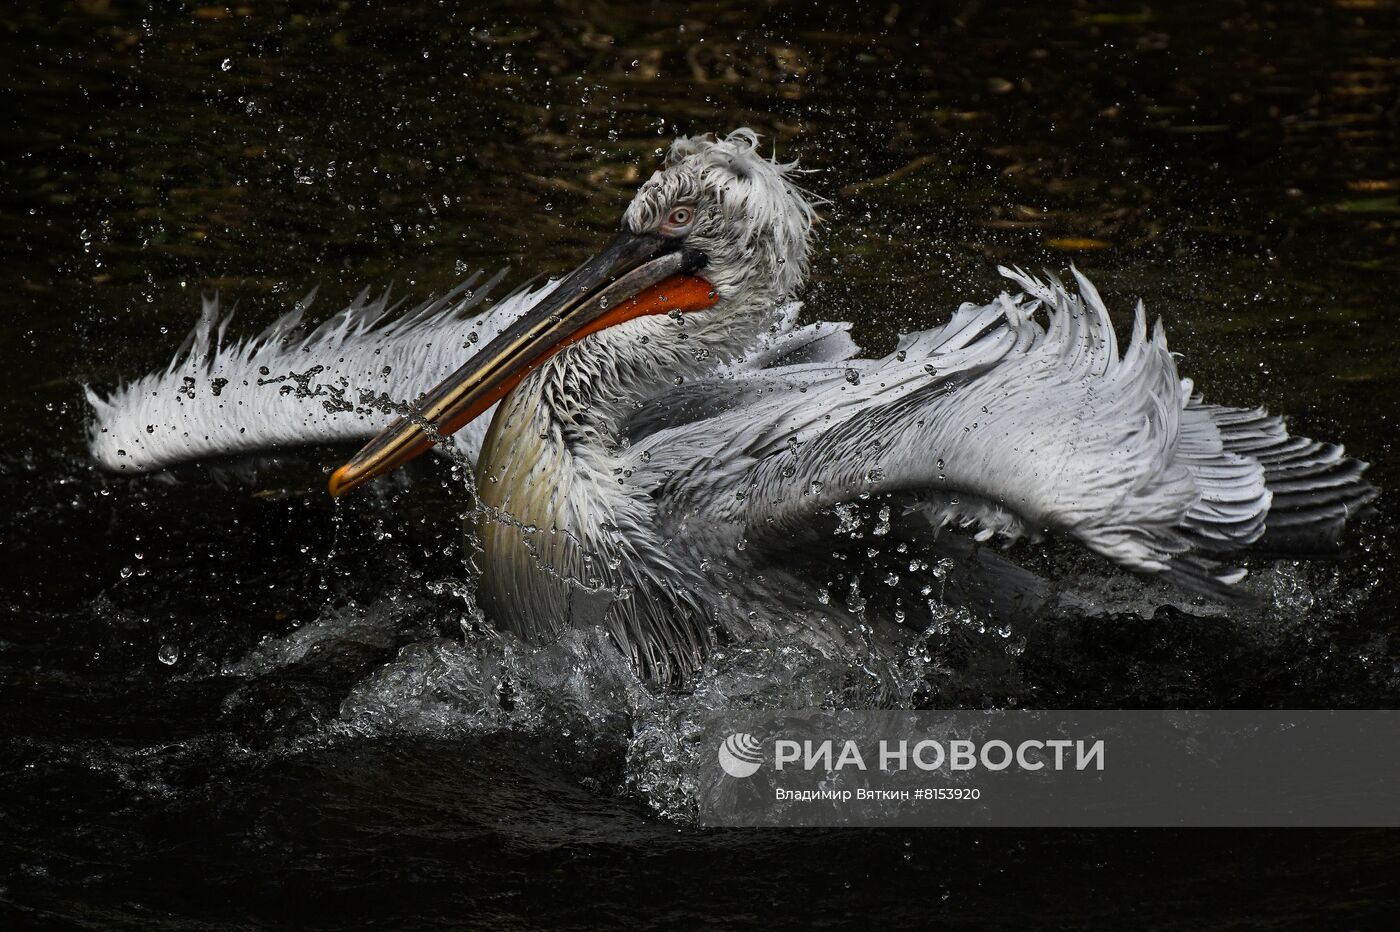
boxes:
[86,271,533,473]
[637,268,1373,598]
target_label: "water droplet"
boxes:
[873,504,892,536]
[220,59,232,72]
[846,579,867,614]
[157,643,180,666]
[844,368,861,385]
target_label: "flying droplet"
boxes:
[846,580,867,614]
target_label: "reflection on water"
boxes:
[4,1,1400,927]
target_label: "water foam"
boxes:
[210,539,1378,824]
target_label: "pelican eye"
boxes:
[661,205,695,234]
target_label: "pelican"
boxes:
[88,129,1375,684]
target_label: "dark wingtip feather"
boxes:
[1258,479,1378,554]
[1259,454,1376,554]
[1201,401,1378,555]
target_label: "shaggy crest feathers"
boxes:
[624,128,818,300]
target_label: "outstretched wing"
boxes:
[627,268,1374,597]
[86,271,554,473]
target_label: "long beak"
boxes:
[328,231,716,497]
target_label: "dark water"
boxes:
[5,1,1400,928]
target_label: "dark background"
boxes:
[3,1,1399,928]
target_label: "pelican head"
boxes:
[330,128,816,496]
[624,128,815,308]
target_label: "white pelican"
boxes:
[88,129,1375,683]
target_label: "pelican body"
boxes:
[88,130,1376,684]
